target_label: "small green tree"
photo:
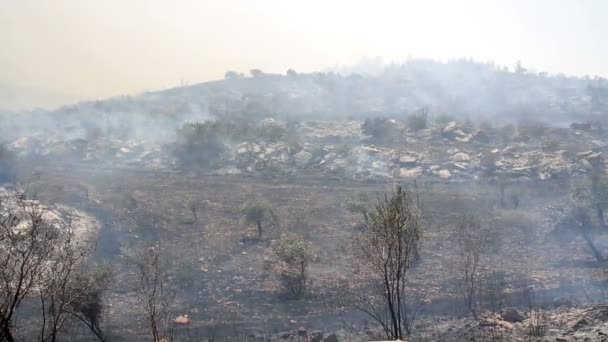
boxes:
[243,201,272,238]
[273,233,314,298]
[255,122,287,143]
[345,193,372,227]
[353,185,423,339]
[173,122,227,169]
[406,109,428,132]
[362,117,400,144]
[68,266,113,342]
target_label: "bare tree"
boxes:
[353,185,423,340]
[38,219,94,342]
[453,215,490,319]
[0,196,61,342]
[127,246,176,342]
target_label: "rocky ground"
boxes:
[7,119,607,185]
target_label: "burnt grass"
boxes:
[23,161,608,340]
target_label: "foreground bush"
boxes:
[273,233,314,298]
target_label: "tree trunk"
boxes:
[1,322,15,342]
[256,221,263,238]
[581,226,604,262]
[597,207,605,228]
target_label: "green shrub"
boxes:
[273,233,314,298]
[541,138,561,153]
[242,201,273,238]
[435,114,455,125]
[362,117,400,143]
[173,122,227,169]
[256,122,287,143]
[406,110,428,131]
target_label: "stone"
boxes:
[294,150,312,167]
[452,163,468,171]
[498,320,514,329]
[455,134,472,142]
[438,169,451,179]
[499,307,525,323]
[502,146,516,154]
[324,153,337,162]
[570,318,588,331]
[553,296,574,308]
[442,121,460,135]
[398,155,418,167]
[399,167,423,178]
[297,327,307,337]
[451,152,471,162]
[577,150,595,159]
[174,314,191,324]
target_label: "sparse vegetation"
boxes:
[353,185,423,339]
[242,201,273,238]
[255,121,288,143]
[125,246,176,342]
[453,215,490,319]
[4,54,608,341]
[0,195,97,341]
[173,122,227,169]
[273,233,315,298]
[362,117,400,144]
[406,109,428,131]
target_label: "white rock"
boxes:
[399,167,423,178]
[294,150,312,167]
[451,152,471,162]
[438,169,451,179]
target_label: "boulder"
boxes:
[579,159,593,171]
[294,150,312,167]
[398,155,418,167]
[553,296,576,308]
[502,146,516,154]
[399,167,423,178]
[442,121,460,135]
[499,307,525,323]
[174,314,191,324]
[438,169,451,179]
[451,152,471,162]
[576,150,595,160]
[586,152,603,166]
[455,133,472,142]
[324,153,337,162]
[452,163,468,171]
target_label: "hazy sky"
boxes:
[1,0,607,101]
